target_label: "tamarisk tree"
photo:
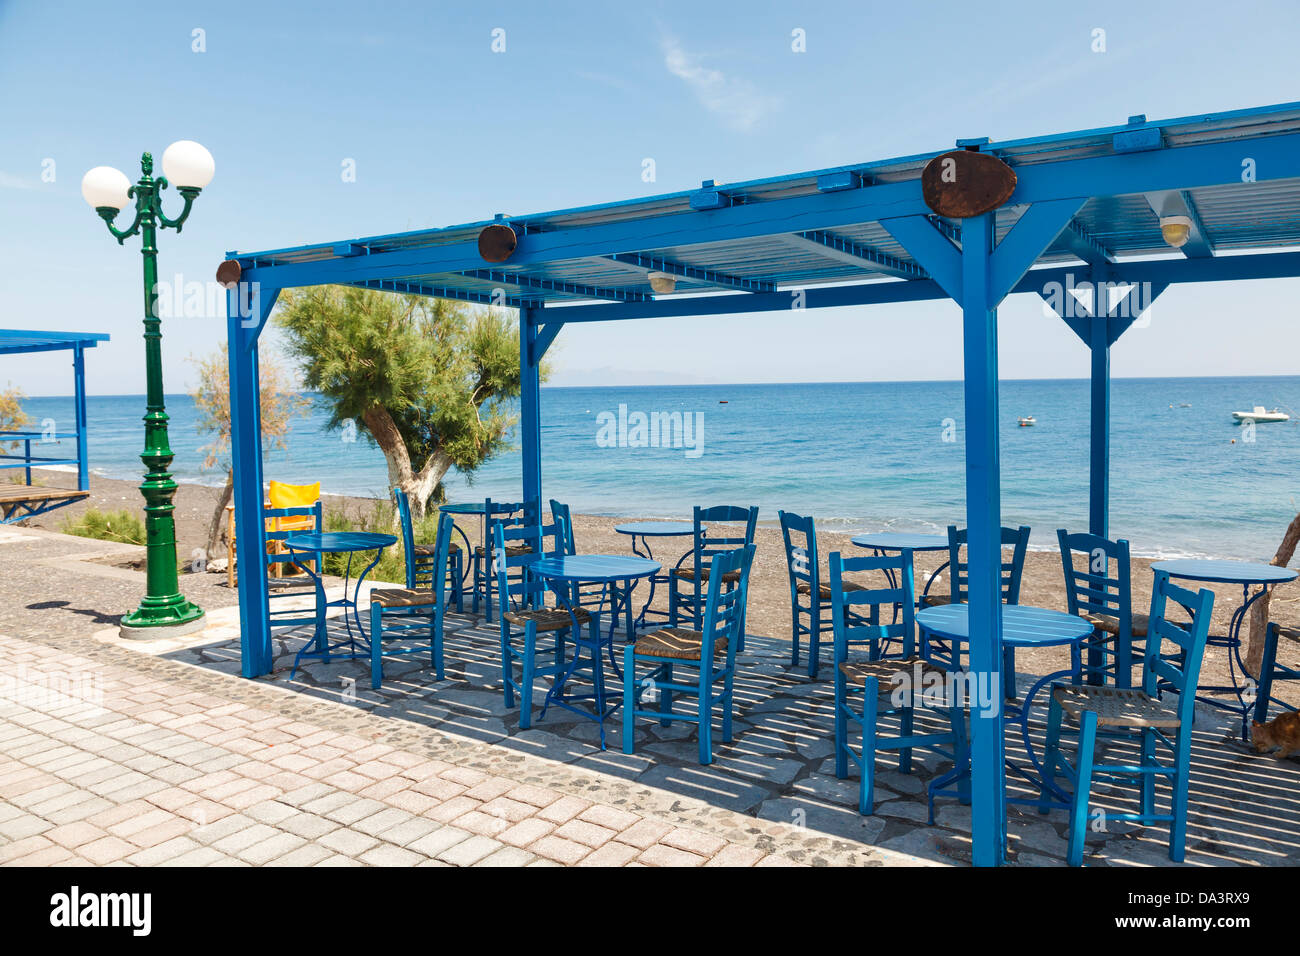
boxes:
[274,286,537,518]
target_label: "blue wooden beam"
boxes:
[1088,308,1110,539]
[535,249,1300,326]
[959,213,1006,867]
[989,199,1085,303]
[349,278,528,308]
[519,306,542,506]
[462,269,649,302]
[879,216,963,300]
[227,282,281,678]
[604,252,776,293]
[535,322,562,359]
[783,230,926,279]
[72,345,88,492]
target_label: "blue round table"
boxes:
[917,603,1094,813]
[1152,559,1299,738]
[283,532,397,677]
[615,522,698,628]
[530,554,660,749]
[852,531,951,612]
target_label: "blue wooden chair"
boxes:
[471,497,537,624]
[493,516,593,730]
[779,510,871,678]
[828,551,967,815]
[669,505,758,648]
[549,498,607,612]
[265,498,324,631]
[1252,621,1300,731]
[922,524,1030,684]
[624,544,755,765]
[1058,529,1145,688]
[368,512,455,689]
[1041,571,1214,865]
[394,489,463,612]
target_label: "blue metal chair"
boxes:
[669,505,758,648]
[549,498,607,612]
[493,516,593,730]
[1058,529,1144,688]
[394,489,463,612]
[1041,571,1214,865]
[368,512,455,689]
[472,498,538,624]
[624,544,755,765]
[779,510,871,678]
[828,550,967,815]
[264,498,324,632]
[1252,621,1300,730]
[923,524,1030,684]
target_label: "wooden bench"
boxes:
[0,486,91,523]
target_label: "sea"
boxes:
[19,376,1300,561]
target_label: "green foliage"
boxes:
[273,287,541,513]
[0,383,31,453]
[60,508,147,546]
[319,500,445,585]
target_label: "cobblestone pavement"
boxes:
[0,566,921,870]
[3,525,1298,867]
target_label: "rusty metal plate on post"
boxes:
[921,151,1017,218]
[215,259,242,288]
[478,223,517,263]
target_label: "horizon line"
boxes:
[19,370,1299,399]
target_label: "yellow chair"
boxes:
[267,481,321,577]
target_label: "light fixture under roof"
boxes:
[647,271,676,294]
[1159,215,1193,248]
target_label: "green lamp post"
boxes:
[81,141,214,636]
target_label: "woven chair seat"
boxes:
[412,542,460,556]
[1052,684,1181,729]
[921,593,951,607]
[503,606,591,632]
[371,588,436,608]
[796,580,866,599]
[474,544,532,557]
[671,565,741,584]
[839,657,949,696]
[633,627,726,661]
[1277,625,1300,645]
[1083,611,1149,638]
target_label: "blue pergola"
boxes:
[223,101,1300,866]
[0,329,107,521]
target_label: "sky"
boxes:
[1,0,1299,395]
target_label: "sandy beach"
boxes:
[15,468,1300,707]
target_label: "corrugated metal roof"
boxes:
[233,102,1300,305]
[0,330,110,355]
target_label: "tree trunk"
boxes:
[1246,511,1300,673]
[206,470,234,563]
[361,405,453,519]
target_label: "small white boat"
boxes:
[1232,405,1290,423]
[1017,416,1036,427]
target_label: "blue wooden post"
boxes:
[960,212,1006,866]
[520,304,542,504]
[72,344,89,491]
[1088,310,1110,539]
[227,283,280,678]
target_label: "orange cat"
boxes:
[1251,711,1300,759]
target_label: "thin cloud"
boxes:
[660,34,780,132]
[0,171,37,190]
